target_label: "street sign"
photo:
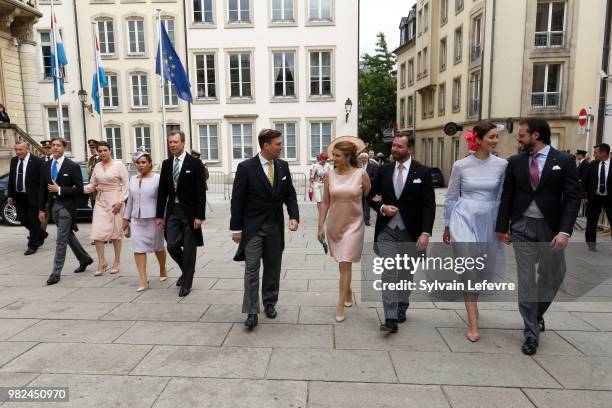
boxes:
[579,126,587,135]
[444,122,463,136]
[578,108,588,126]
[383,129,394,143]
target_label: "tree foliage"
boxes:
[358,32,397,153]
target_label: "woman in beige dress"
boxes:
[317,138,371,322]
[84,141,129,276]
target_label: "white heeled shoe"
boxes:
[136,280,149,292]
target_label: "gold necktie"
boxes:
[267,160,274,186]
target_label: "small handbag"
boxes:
[123,223,131,238]
[308,188,314,201]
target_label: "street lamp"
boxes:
[78,89,93,114]
[344,98,353,123]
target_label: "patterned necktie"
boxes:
[396,164,405,197]
[267,160,274,187]
[530,153,540,189]
[51,160,59,181]
[16,159,24,192]
[173,157,180,187]
[600,162,607,194]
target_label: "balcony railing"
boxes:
[454,52,462,63]
[468,99,480,117]
[534,31,565,48]
[531,92,561,108]
[470,44,482,62]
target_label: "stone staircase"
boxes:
[0,123,44,174]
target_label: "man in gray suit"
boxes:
[39,138,93,285]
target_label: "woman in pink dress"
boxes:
[317,138,371,322]
[84,141,129,276]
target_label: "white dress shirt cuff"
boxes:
[57,187,61,196]
[559,232,571,237]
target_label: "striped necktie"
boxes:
[173,157,180,187]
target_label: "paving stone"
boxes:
[0,342,38,367]
[534,355,612,390]
[523,389,612,408]
[266,348,397,383]
[179,289,245,304]
[571,312,612,331]
[130,289,182,304]
[0,301,119,320]
[10,320,134,343]
[0,319,39,340]
[154,378,307,408]
[0,343,152,375]
[224,323,332,348]
[201,304,299,324]
[212,278,307,292]
[101,302,209,322]
[60,288,141,303]
[114,321,231,346]
[390,351,560,388]
[298,306,380,325]
[131,345,271,379]
[442,385,535,408]
[455,310,599,331]
[335,322,449,351]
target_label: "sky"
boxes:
[360,0,416,57]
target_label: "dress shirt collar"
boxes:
[259,152,274,166]
[52,155,65,168]
[173,151,186,162]
[395,156,412,172]
[532,144,551,157]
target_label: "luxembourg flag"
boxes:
[50,11,68,101]
[91,35,108,114]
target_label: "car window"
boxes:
[79,164,89,184]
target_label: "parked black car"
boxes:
[0,162,93,226]
[431,167,445,188]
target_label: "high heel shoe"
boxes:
[159,276,168,282]
[94,262,108,276]
[335,304,345,322]
[344,289,353,307]
[466,333,480,342]
[110,263,120,274]
[137,280,149,292]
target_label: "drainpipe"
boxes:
[487,0,497,120]
[596,0,612,144]
[72,0,88,160]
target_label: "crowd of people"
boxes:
[6,118,611,356]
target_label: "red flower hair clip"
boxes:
[463,129,479,151]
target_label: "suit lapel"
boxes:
[273,160,282,195]
[384,163,395,199]
[176,154,191,190]
[399,160,417,200]
[520,152,531,190]
[57,159,70,184]
[537,148,557,190]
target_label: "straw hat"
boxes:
[326,135,367,157]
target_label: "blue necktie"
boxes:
[51,160,58,181]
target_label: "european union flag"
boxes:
[156,23,192,103]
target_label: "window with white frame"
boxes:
[423,47,428,74]
[452,76,461,112]
[166,123,181,136]
[127,18,145,55]
[272,0,294,22]
[423,3,429,32]
[130,73,149,108]
[452,137,460,162]
[162,18,176,47]
[229,52,252,98]
[97,19,115,55]
[417,52,422,76]
[273,51,296,97]
[101,72,119,109]
[309,51,332,97]
[407,96,414,126]
[40,32,52,80]
[104,126,122,159]
[418,9,422,35]
[438,83,446,115]
[438,138,445,170]
[193,0,214,24]
[163,81,179,108]
[133,125,151,153]
[399,98,406,128]
[454,27,462,63]
[468,71,480,117]
[47,106,71,150]
[198,123,219,160]
[440,38,447,71]
[195,53,216,99]
[232,123,253,159]
[274,121,297,160]
[532,63,562,108]
[535,1,566,47]
[471,15,482,62]
[308,0,332,22]
[228,0,251,23]
[310,121,332,159]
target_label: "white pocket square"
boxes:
[282,176,287,181]
[63,173,68,176]
[186,170,191,173]
[413,178,422,183]
[552,165,561,170]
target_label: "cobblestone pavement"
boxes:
[0,192,611,407]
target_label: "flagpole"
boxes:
[93,22,104,142]
[157,9,168,159]
[51,0,64,139]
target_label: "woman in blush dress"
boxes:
[122,151,167,292]
[317,137,371,322]
[84,141,129,276]
[443,122,507,342]
[310,152,331,211]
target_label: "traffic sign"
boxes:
[578,108,588,126]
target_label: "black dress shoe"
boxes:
[42,231,49,240]
[588,244,598,252]
[176,276,183,287]
[245,314,258,329]
[521,337,538,355]
[398,310,407,323]
[46,275,60,285]
[24,247,37,256]
[380,320,398,333]
[74,258,94,273]
[264,304,277,319]
[538,318,545,332]
[365,220,371,226]
[178,287,190,297]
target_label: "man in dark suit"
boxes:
[359,152,378,226]
[156,130,206,298]
[39,140,53,233]
[39,138,93,285]
[367,134,436,333]
[576,150,589,182]
[8,141,45,254]
[496,118,581,355]
[583,143,611,251]
[230,129,300,329]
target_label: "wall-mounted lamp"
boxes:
[344,98,353,123]
[78,89,94,115]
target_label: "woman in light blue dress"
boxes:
[443,122,507,342]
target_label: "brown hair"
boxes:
[519,118,551,145]
[333,141,359,168]
[50,137,67,147]
[96,140,112,156]
[258,128,282,149]
[168,130,186,143]
[473,122,497,141]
